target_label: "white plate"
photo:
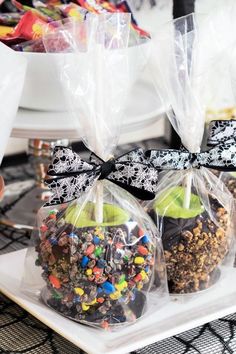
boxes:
[1,249,236,354]
[12,78,164,140]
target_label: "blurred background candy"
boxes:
[0,0,149,51]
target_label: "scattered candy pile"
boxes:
[36,205,155,328]
[0,0,149,51]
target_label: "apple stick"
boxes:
[94,43,104,223]
[183,171,192,209]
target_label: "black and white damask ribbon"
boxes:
[44,146,159,206]
[146,120,236,171]
[207,119,236,146]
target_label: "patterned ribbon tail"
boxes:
[146,149,193,170]
[207,120,236,146]
[44,146,99,206]
[44,146,159,206]
[146,143,236,172]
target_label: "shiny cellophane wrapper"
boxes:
[146,14,236,295]
[21,13,168,330]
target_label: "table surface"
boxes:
[1,139,236,354]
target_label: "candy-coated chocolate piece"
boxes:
[140,270,147,280]
[110,290,121,300]
[137,245,148,256]
[93,236,100,244]
[74,287,84,296]
[81,256,89,267]
[82,303,90,311]
[134,273,142,282]
[134,257,145,265]
[85,244,95,255]
[102,281,116,294]
[115,281,127,292]
[97,297,104,303]
[49,275,61,289]
[141,235,149,244]
[93,266,103,275]
[86,269,92,276]
[94,246,103,257]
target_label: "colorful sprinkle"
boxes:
[94,246,103,257]
[115,281,128,292]
[74,287,84,296]
[85,244,95,256]
[134,257,145,265]
[137,245,148,256]
[110,290,121,300]
[102,281,116,294]
[49,275,61,289]
[142,235,149,244]
[82,303,90,311]
[93,236,100,245]
[81,256,89,267]
[86,269,92,276]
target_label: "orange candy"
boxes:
[97,297,105,304]
[93,266,103,275]
[49,275,61,289]
[137,245,148,256]
[134,273,142,283]
[85,244,95,256]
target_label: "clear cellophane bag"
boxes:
[22,13,168,330]
[146,13,235,295]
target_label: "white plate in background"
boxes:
[13,78,165,140]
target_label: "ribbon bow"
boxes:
[146,120,236,171]
[44,146,159,206]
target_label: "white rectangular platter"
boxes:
[1,249,236,354]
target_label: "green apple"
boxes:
[65,202,130,227]
[154,186,205,219]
